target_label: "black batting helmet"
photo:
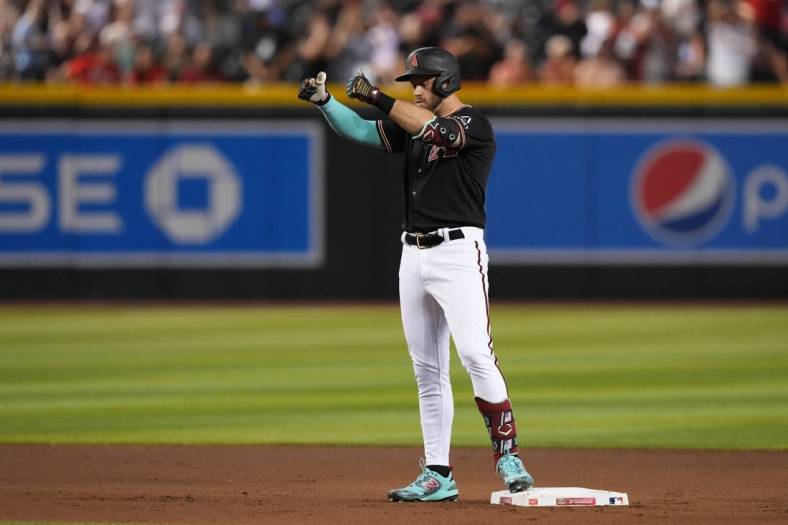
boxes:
[394,47,461,98]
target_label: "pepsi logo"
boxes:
[631,139,735,246]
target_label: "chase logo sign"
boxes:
[0,120,324,267]
[630,139,735,247]
[145,144,242,245]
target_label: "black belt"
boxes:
[404,229,465,249]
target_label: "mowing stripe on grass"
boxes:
[0,305,786,449]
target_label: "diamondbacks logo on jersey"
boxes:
[420,119,440,143]
[631,139,735,246]
[427,145,458,162]
[420,119,462,155]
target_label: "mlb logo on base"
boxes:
[491,487,629,507]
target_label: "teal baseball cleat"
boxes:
[388,460,459,502]
[496,454,535,493]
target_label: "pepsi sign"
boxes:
[486,119,788,265]
[631,139,736,247]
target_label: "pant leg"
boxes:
[398,244,453,466]
[423,238,509,403]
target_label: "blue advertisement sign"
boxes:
[0,121,323,267]
[487,119,788,264]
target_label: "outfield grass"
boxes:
[0,304,786,449]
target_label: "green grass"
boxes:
[0,304,786,449]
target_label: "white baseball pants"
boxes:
[398,226,509,467]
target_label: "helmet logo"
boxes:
[408,54,418,68]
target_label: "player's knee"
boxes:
[457,349,496,375]
[412,360,446,384]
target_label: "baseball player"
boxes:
[298,47,534,502]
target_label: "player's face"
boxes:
[410,76,441,111]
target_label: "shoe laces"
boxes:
[497,454,525,475]
[411,458,437,489]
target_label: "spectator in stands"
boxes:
[322,1,370,82]
[612,0,641,80]
[575,36,627,87]
[0,0,784,87]
[65,34,120,84]
[445,3,501,81]
[74,0,112,36]
[581,0,617,59]
[662,0,706,82]
[99,0,137,78]
[705,0,757,87]
[130,0,160,42]
[0,0,21,81]
[365,4,400,84]
[394,4,443,79]
[162,32,189,81]
[238,4,293,85]
[615,0,676,84]
[398,11,427,52]
[241,51,265,87]
[488,38,533,86]
[546,0,588,59]
[295,9,331,80]
[12,0,49,81]
[179,41,223,83]
[48,5,80,82]
[129,43,166,84]
[159,0,203,46]
[538,34,577,85]
[483,2,514,50]
[744,0,784,46]
[743,0,788,83]
[198,0,241,53]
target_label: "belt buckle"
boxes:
[415,233,427,249]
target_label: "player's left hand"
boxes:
[346,71,379,104]
[298,71,329,105]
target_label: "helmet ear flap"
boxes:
[432,73,453,98]
[431,69,460,98]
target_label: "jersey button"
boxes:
[412,191,416,196]
[417,169,422,173]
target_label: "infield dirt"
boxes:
[1,445,786,524]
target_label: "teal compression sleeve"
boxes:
[318,95,382,148]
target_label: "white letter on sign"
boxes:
[59,155,123,233]
[145,144,241,244]
[744,165,788,233]
[0,154,50,232]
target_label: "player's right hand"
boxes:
[298,72,329,105]
[346,71,378,103]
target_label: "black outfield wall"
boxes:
[0,93,786,299]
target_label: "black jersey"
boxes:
[376,106,496,233]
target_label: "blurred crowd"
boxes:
[0,0,785,88]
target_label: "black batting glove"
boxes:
[298,71,330,105]
[346,71,396,114]
[346,71,380,104]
